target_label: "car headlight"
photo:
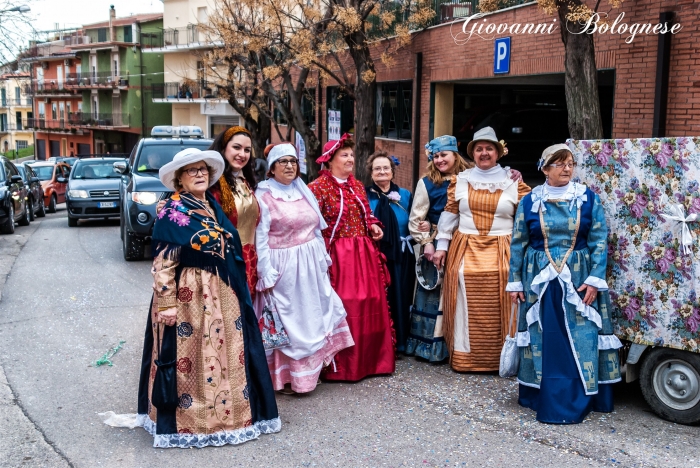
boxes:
[131,191,159,205]
[68,190,89,198]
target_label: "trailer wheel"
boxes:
[639,348,700,425]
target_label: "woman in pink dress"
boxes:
[308,134,396,381]
[255,143,354,393]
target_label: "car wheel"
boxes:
[36,197,46,218]
[68,216,79,227]
[123,228,145,261]
[0,205,15,234]
[48,194,57,213]
[640,347,700,425]
[18,201,30,226]
[28,197,35,222]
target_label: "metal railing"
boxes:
[2,98,34,106]
[26,113,130,129]
[152,81,220,100]
[25,82,73,95]
[141,24,212,49]
[65,71,129,87]
[0,123,23,132]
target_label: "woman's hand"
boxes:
[370,224,383,241]
[510,169,523,182]
[417,221,431,233]
[432,250,446,269]
[509,291,525,303]
[156,200,166,214]
[578,284,598,306]
[157,307,177,327]
[422,243,435,261]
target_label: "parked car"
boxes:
[114,125,212,261]
[16,163,46,220]
[0,156,31,233]
[26,161,71,213]
[66,158,126,227]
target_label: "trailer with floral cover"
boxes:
[570,137,700,425]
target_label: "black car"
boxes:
[0,156,31,234]
[16,163,46,220]
[114,126,212,260]
[66,158,126,227]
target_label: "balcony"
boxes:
[25,117,72,132]
[152,81,221,102]
[65,72,129,89]
[25,82,75,97]
[0,98,33,108]
[141,25,221,52]
[0,123,28,133]
[71,112,130,128]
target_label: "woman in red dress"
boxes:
[208,126,260,298]
[308,134,396,381]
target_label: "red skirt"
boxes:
[323,236,395,381]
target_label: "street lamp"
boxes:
[2,5,30,13]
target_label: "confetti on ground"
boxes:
[92,340,126,367]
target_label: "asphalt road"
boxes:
[0,209,698,467]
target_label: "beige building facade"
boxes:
[0,72,34,156]
[144,0,240,138]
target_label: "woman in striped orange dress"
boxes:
[431,127,530,372]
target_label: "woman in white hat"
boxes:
[432,127,531,372]
[137,148,281,448]
[506,144,621,424]
[254,143,354,394]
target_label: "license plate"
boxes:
[98,202,117,208]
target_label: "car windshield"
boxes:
[72,161,122,179]
[32,166,55,181]
[135,144,211,173]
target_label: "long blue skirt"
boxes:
[518,280,614,424]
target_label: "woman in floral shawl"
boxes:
[507,144,622,424]
[137,148,280,448]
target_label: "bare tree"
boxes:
[0,2,35,64]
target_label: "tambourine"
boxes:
[415,254,444,290]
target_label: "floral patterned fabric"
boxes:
[569,138,700,352]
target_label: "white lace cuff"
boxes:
[584,275,609,290]
[517,331,530,346]
[506,281,524,292]
[256,269,280,291]
[598,335,623,350]
[436,239,450,251]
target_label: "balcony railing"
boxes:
[152,81,220,100]
[2,98,34,106]
[65,71,129,88]
[25,82,74,95]
[141,24,213,49]
[0,123,24,132]
[26,113,130,130]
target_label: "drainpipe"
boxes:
[412,53,422,190]
[651,11,674,138]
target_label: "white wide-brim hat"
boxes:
[467,126,504,159]
[158,147,225,191]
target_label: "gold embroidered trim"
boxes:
[539,201,580,274]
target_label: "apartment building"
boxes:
[0,69,34,157]
[143,0,240,138]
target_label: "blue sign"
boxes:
[494,37,511,75]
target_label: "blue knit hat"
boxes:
[425,135,459,161]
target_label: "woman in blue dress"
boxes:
[506,144,623,424]
[366,151,413,352]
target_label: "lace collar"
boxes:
[258,178,303,201]
[459,165,515,193]
[531,182,587,213]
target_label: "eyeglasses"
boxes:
[277,158,298,167]
[184,166,209,177]
[548,162,577,169]
[372,166,392,173]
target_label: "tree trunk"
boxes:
[558,5,604,140]
[346,33,377,185]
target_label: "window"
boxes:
[14,87,20,100]
[97,28,108,42]
[15,111,22,130]
[16,140,28,150]
[113,53,119,80]
[0,114,7,131]
[52,103,57,120]
[376,81,412,140]
[1,89,5,107]
[38,102,45,118]
[123,26,133,43]
[302,88,316,129]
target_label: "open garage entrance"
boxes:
[434,70,615,186]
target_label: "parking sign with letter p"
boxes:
[494,37,511,74]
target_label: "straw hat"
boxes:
[158,147,225,191]
[466,127,505,159]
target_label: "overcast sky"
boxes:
[28,0,164,36]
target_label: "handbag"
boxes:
[151,324,179,411]
[499,301,520,378]
[258,293,291,350]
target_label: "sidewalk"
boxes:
[0,222,71,467]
